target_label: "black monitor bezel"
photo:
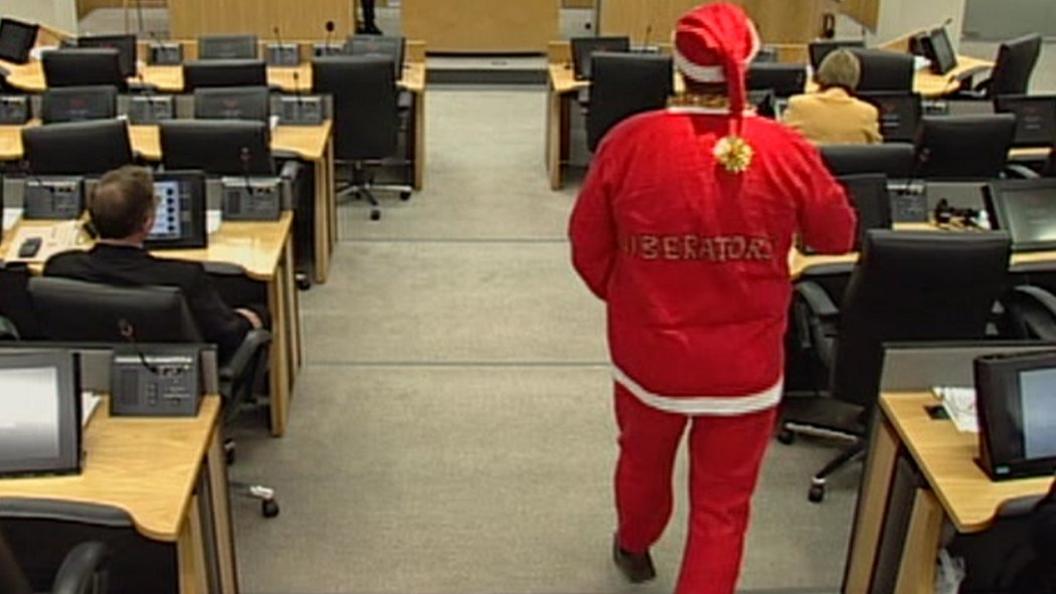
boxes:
[143,170,208,250]
[0,18,40,65]
[985,178,1056,253]
[928,26,958,75]
[0,349,82,478]
[976,350,1056,480]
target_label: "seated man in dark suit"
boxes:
[45,166,265,359]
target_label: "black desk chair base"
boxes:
[337,160,413,221]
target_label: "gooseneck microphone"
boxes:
[324,20,336,54]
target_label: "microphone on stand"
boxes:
[324,20,336,55]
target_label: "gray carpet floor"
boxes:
[226,87,860,594]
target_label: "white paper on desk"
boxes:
[2,208,22,232]
[269,115,280,132]
[2,221,81,264]
[207,210,222,235]
[933,386,978,433]
[82,392,102,427]
[915,56,933,71]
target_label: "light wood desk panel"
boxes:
[403,0,558,53]
[0,395,237,594]
[0,215,301,437]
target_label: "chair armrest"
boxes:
[794,281,840,319]
[1005,163,1041,179]
[51,542,109,594]
[220,328,271,383]
[0,316,19,340]
[1014,285,1056,315]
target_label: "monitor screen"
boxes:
[987,180,1056,252]
[0,18,39,64]
[995,95,1056,148]
[928,27,958,75]
[77,34,137,78]
[145,171,207,249]
[571,37,630,80]
[1017,367,1056,459]
[0,350,81,477]
[860,92,922,143]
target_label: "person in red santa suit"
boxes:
[569,3,857,593]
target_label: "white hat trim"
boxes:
[673,18,763,83]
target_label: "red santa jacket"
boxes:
[570,107,856,415]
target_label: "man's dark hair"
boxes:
[88,166,156,240]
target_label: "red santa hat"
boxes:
[672,2,761,117]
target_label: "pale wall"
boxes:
[837,0,967,50]
[3,0,79,35]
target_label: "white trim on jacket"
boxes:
[613,366,783,416]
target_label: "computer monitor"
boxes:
[144,171,208,250]
[859,92,922,143]
[346,35,405,79]
[0,350,82,478]
[40,85,118,123]
[0,18,39,64]
[193,86,271,123]
[22,119,132,175]
[985,178,1056,252]
[571,36,631,80]
[198,34,258,60]
[746,63,807,98]
[926,26,958,75]
[42,48,126,90]
[995,95,1056,148]
[76,34,137,79]
[808,39,866,71]
[182,59,268,91]
[160,120,273,175]
[842,174,893,249]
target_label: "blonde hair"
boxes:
[816,49,861,91]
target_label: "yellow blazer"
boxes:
[782,87,883,145]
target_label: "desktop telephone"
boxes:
[23,177,85,220]
[111,345,203,417]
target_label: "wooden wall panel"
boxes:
[402,0,559,53]
[599,0,841,45]
[168,0,354,39]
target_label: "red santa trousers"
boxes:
[613,382,778,594]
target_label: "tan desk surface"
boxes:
[0,59,426,95]
[0,213,292,282]
[880,392,1053,533]
[0,121,331,164]
[0,395,221,542]
[547,54,993,100]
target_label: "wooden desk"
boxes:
[544,40,994,190]
[843,392,1053,593]
[0,395,238,594]
[402,0,559,53]
[0,121,338,285]
[0,215,302,438]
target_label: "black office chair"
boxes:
[313,55,413,221]
[40,85,119,124]
[858,92,922,144]
[746,63,808,98]
[198,34,258,60]
[182,59,268,91]
[781,231,1012,503]
[0,316,18,340]
[160,119,273,174]
[914,114,1017,180]
[570,36,631,81]
[26,277,278,517]
[820,143,916,178]
[0,508,110,594]
[346,35,405,75]
[587,52,672,152]
[42,49,127,92]
[22,120,133,175]
[850,49,915,93]
[957,34,1043,101]
[193,86,271,122]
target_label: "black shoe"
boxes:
[363,23,383,35]
[612,534,656,583]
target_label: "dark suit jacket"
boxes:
[44,244,251,359]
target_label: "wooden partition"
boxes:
[598,0,851,45]
[169,0,355,39]
[402,0,559,53]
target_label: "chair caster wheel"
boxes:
[295,274,312,291]
[777,428,796,445]
[262,499,280,518]
[399,191,411,201]
[370,209,381,221]
[808,484,826,504]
